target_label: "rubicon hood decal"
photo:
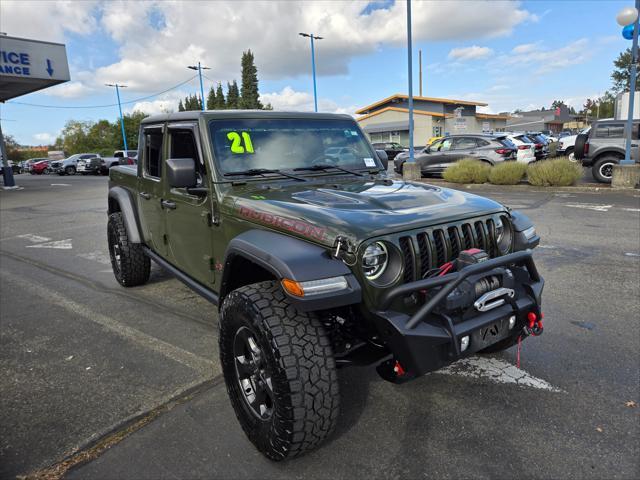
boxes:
[237,205,327,242]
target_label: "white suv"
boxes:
[506,134,536,164]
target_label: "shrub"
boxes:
[442,158,491,184]
[526,157,584,186]
[488,161,528,185]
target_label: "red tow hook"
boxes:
[527,311,544,336]
[393,360,406,377]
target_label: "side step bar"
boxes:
[142,247,219,306]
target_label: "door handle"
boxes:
[139,192,151,200]
[161,199,177,210]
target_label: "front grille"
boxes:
[400,218,499,281]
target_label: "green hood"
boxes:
[225,178,506,249]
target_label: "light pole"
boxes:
[105,83,129,152]
[617,2,640,165]
[299,33,323,112]
[187,62,211,111]
[406,0,414,164]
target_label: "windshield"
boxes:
[209,118,380,174]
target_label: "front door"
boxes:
[137,125,167,256]
[163,124,215,287]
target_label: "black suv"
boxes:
[574,119,639,183]
[372,142,407,161]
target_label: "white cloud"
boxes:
[15,0,533,95]
[448,46,493,61]
[260,86,357,115]
[33,132,56,144]
[0,0,99,42]
[123,91,186,115]
[512,42,541,54]
[506,39,591,75]
[44,81,94,99]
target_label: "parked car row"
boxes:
[15,150,138,176]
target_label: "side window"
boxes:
[143,128,164,178]
[477,139,490,147]
[438,138,453,151]
[168,128,204,184]
[453,137,477,150]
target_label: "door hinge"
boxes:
[201,211,220,227]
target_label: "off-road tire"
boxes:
[592,155,619,183]
[220,281,339,461]
[107,212,150,287]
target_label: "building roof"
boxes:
[355,93,488,115]
[476,113,511,120]
[357,106,446,122]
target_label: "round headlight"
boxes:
[495,216,513,254]
[362,242,389,280]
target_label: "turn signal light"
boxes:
[282,279,305,297]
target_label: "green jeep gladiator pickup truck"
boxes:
[107,111,544,460]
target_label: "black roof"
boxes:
[141,110,354,125]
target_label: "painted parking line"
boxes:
[564,203,612,212]
[50,183,71,187]
[25,239,73,249]
[16,234,52,243]
[436,356,563,392]
[621,208,640,213]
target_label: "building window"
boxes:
[390,131,400,142]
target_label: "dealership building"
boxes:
[356,94,509,146]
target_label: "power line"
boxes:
[5,75,199,109]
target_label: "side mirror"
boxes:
[424,146,431,153]
[375,149,389,170]
[166,158,197,188]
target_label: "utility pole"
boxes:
[622,0,640,165]
[187,62,211,111]
[407,0,414,164]
[105,83,129,152]
[419,49,423,97]
[299,33,323,112]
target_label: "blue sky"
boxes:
[0,0,632,146]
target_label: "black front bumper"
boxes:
[373,250,543,377]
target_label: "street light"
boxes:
[299,33,323,112]
[187,62,211,111]
[617,2,640,166]
[406,0,414,164]
[105,83,129,152]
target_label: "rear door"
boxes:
[451,136,478,161]
[137,125,167,256]
[163,123,216,287]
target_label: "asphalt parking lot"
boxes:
[1,174,639,479]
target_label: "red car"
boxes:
[30,159,51,175]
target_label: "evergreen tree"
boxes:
[178,99,185,112]
[215,83,226,109]
[611,48,638,93]
[206,86,216,110]
[240,50,263,109]
[226,80,240,109]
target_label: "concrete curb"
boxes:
[412,178,634,194]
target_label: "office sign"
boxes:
[0,35,70,100]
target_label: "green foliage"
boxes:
[488,162,527,185]
[56,111,147,156]
[178,99,185,112]
[526,157,583,186]
[611,48,638,94]
[180,93,202,111]
[214,83,226,109]
[240,49,263,109]
[442,158,491,184]
[206,86,215,110]
[226,80,240,109]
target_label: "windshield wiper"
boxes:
[223,168,307,182]
[293,164,364,177]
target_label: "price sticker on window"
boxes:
[227,131,255,154]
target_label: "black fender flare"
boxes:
[510,210,539,250]
[108,186,142,244]
[221,229,361,311]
